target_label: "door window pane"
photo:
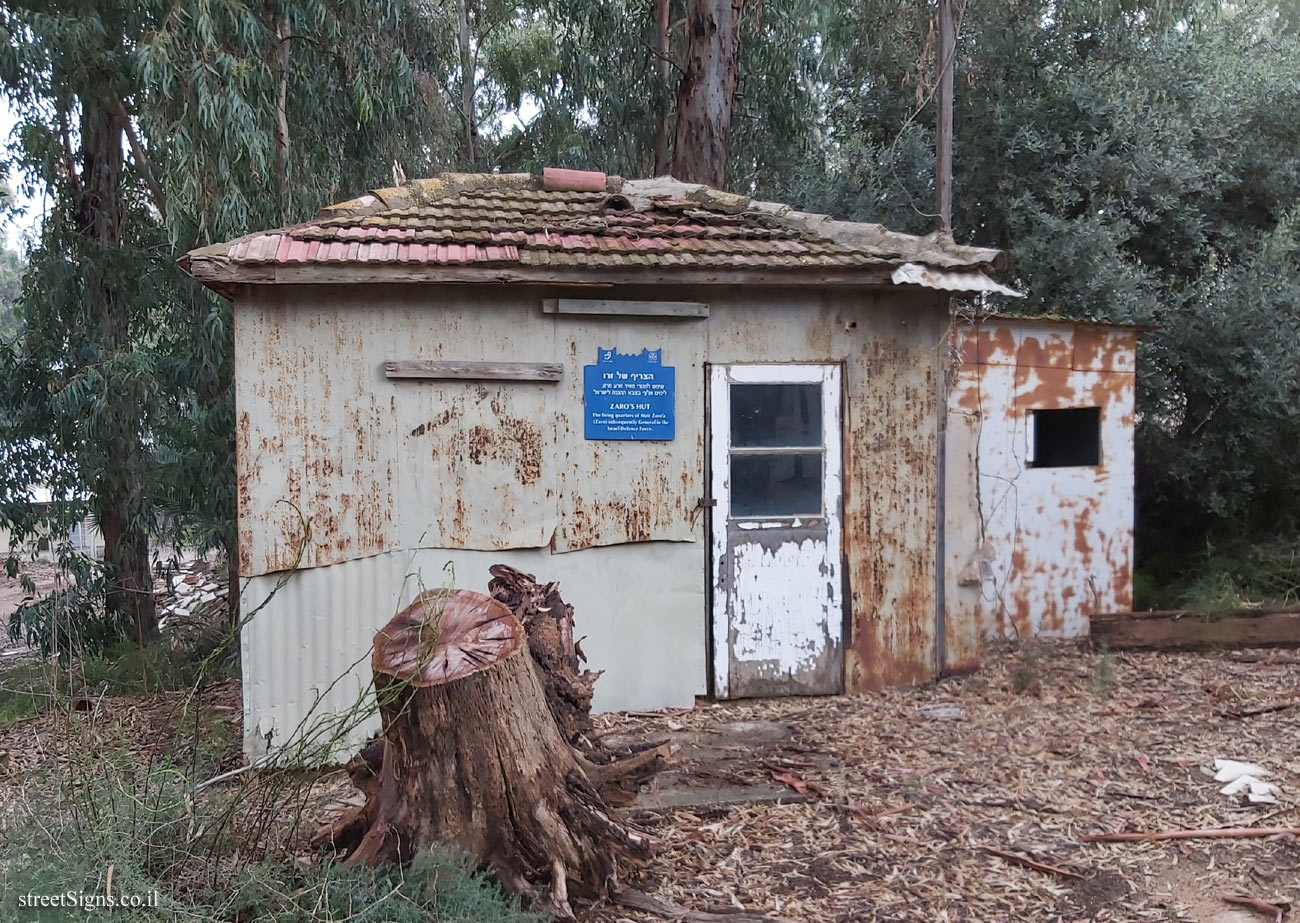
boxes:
[730,452,822,516]
[731,384,821,448]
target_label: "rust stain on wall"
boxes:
[843,306,943,693]
[551,314,704,553]
[944,318,1137,659]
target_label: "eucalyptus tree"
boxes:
[0,0,459,648]
[492,0,827,188]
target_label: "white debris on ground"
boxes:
[1214,758,1283,805]
[155,558,228,631]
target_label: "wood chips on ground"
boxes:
[583,644,1300,923]
[1,643,1296,922]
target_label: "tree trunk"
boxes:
[457,0,477,167]
[488,564,599,743]
[267,3,291,223]
[651,0,673,175]
[78,90,157,643]
[324,590,648,918]
[488,565,672,807]
[669,0,743,187]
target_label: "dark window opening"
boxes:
[728,382,825,517]
[1029,407,1101,468]
[730,452,823,517]
[730,383,821,448]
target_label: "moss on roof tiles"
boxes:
[195,171,1005,276]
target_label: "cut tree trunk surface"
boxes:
[315,588,649,918]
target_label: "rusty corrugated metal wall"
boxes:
[943,319,1136,672]
[234,283,949,757]
[689,288,946,693]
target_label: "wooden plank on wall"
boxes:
[542,298,709,318]
[384,360,563,381]
[1090,607,1300,650]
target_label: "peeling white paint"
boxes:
[710,364,843,698]
[731,538,835,668]
[944,319,1136,670]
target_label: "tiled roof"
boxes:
[187,171,1008,286]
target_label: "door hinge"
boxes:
[689,496,717,529]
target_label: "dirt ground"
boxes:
[582,643,1299,923]
[0,560,59,655]
[1,642,1296,922]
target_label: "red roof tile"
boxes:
[187,173,1006,282]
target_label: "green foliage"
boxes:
[1132,570,1159,611]
[0,753,538,923]
[0,247,22,346]
[222,851,542,923]
[1142,537,1300,611]
[7,548,117,657]
[0,658,50,726]
[79,632,236,697]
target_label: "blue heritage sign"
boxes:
[583,347,675,440]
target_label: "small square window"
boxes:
[1027,407,1101,468]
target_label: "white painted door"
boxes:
[709,364,843,698]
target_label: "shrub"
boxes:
[0,735,539,923]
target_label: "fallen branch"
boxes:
[1082,826,1300,843]
[1223,894,1289,922]
[583,742,677,787]
[1221,702,1297,719]
[614,887,799,923]
[980,846,1084,881]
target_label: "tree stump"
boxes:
[488,564,601,744]
[486,565,674,806]
[326,589,649,918]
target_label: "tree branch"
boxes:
[109,98,166,217]
[58,109,82,197]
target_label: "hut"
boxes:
[186,169,1024,759]
[942,315,1138,672]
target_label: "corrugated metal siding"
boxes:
[235,295,400,574]
[240,543,706,760]
[235,283,953,759]
[944,320,1136,662]
[234,287,709,576]
[704,289,947,692]
[553,315,705,552]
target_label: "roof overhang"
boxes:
[188,257,1011,301]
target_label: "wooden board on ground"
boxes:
[1090,607,1300,650]
[599,719,823,812]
